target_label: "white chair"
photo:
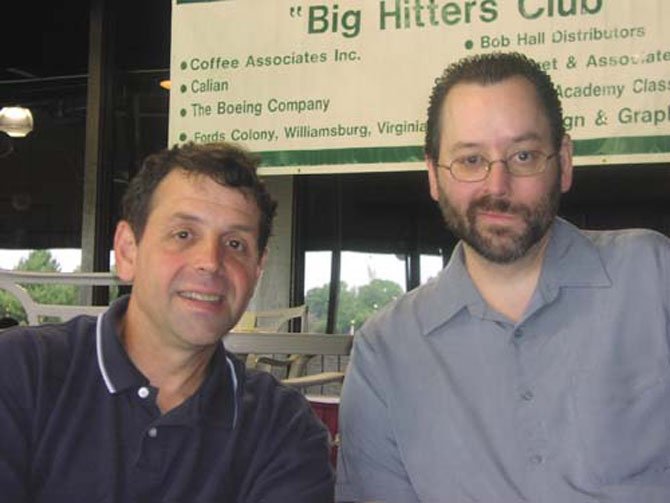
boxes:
[234,305,312,377]
[224,331,351,390]
[234,304,308,332]
[0,269,124,325]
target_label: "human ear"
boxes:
[558,134,574,193]
[426,156,441,202]
[113,221,138,282]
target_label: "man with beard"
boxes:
[336,52,670,502]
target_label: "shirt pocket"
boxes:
[572,358,670,486]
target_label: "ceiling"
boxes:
[2,0,171,81]
[0,0,172,250]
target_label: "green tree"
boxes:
[305,278,403,334]
[0,250,78,324]
[334,282,358,334]
[305,282,334,333]
[0,289,24,322]
[356,278,403,325]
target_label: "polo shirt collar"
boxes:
[96,295,147,394]
[96,295,241,428]
[196,344,242,428]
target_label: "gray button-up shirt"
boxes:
[336,218,670,502]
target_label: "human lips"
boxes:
[178,290,224,303]
[478,209,518,221]
[472,197,524,222]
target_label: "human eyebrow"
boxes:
[167,212,202,225]
[449,141,483,152]
[221,225,258,238]
[167,212,258,235]
[509,132,544,145]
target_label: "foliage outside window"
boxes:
[0,250,118,324]
[306,278,403,334]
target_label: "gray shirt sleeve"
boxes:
[335,330,420,503]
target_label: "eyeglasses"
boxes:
[436,150,557,183]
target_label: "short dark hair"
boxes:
[424,52,564,163]
[0,316,19,329]
[122,142,277,254]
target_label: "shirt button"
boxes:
[529,454,543,465]
[138,387,150,399]
[521,390,534,401]
[147,427,158,438]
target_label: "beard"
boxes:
[437,176,561,264]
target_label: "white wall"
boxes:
[248,175,293,310]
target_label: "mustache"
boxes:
[471,195,523,215]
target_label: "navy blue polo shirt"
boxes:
[0,296,334,502]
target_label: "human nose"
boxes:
[192,237,221,273]
[483,159,512,195]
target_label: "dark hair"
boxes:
[0,316,19,329]
[424,52,564,163]
[122,142,277,254]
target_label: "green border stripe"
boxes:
[573,135,670,157]
[259,146,424,167]
[258,136,670,167]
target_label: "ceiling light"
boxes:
[159,79,171,90]
[0,106,34,138]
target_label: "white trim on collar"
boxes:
[96,312,116,394]
[96,314,238,427]
[225,354,239,428]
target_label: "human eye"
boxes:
[173,229,192,241]
[226,238,246,252]
[511,150,539,165]
[456,154,486,169]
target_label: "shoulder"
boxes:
[0,316,97,381]
[233,368,334,500]
[0,315,96,352]
[582,227,670,265]
[564,226,670,294]
[355,275,442,350]
[241,368,322,427]
[0,316,98,434]
[583,226,669,248]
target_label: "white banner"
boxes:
[169,0,670,174]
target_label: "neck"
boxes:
[463,231,551,323]
[120,312,216,413]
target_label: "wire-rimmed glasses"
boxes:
[436,150,557,182]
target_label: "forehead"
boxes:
[148,169,260,224]
[440,76,551,149]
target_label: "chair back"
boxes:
[0,270,124,325]
[235,304,308,332]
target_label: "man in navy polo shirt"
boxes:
[0,142,334,501]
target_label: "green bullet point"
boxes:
[180,84,187,93]
[465,40,474,50]
[180,61,187,70]
[179,133,187,141]
[180,109,187,117]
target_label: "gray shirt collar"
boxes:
[417,217,612,336]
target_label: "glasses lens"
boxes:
[508,151,546,176]
[451,158,487,181]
